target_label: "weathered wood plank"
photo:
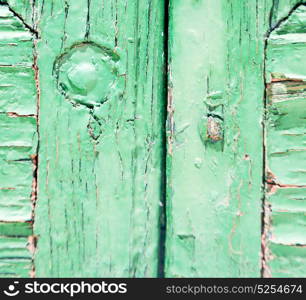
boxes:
[0,222,32,278]
[0,2,36,277]
[0,157,34,222]
[165,0,306,278]
[0,67,37,115]
[34,0,165,277]
[165,0,268,277]
[265,3,306,277]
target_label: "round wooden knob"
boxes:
[54,42,119,107]
[67,62,98,93]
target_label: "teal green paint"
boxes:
[0,5,33,67]
[0,67,36,115]
[165,0,283,277]
[0,3,36,278]
[269,187,306,212]
[0,237,32,277]
[268,243,306,277]
[0,222,32,236]
[2,0,306,278]
[34,0,165,277]
[5,0,34,27]
[54,42,120,108]
[265,4,306,278]
[165,0,304,278]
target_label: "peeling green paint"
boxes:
[265,3,306,278]
[165,0,306,278]
[1,0,306,278]
[33,0,165,277]
[0,2,36,277]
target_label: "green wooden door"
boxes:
[1,0,306,278]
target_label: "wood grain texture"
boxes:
[33,0,165,277]
[2,0,305,278]
[265,3,306,277]
[0,2,36,277]
[165,0,304,278]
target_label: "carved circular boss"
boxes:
[54,42,120,108]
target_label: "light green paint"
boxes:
[0,67,37,115]
[0,2,36,277]
[165,0,304,278]
[265,4,306,278]
[1,0,305,278]
[0,237,32,277]
[166,0,264,277]
[34,0,165,277]
[4,0,34,27]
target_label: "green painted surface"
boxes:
[0,67,37,115]
[0,237,32,277]
[166,0,263,277]
[4,0,34,27]
[265,4,306,277]
[34,0,165,277]
[165,0,304,278]
[0,2,36,278]
[0,4,34,66]
[1,0,306,278]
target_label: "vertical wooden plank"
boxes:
[166,0,305,278]
[166,0,269,277]
[34,0,165,277]
[0,2,36,277]
[265,3,306,277]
